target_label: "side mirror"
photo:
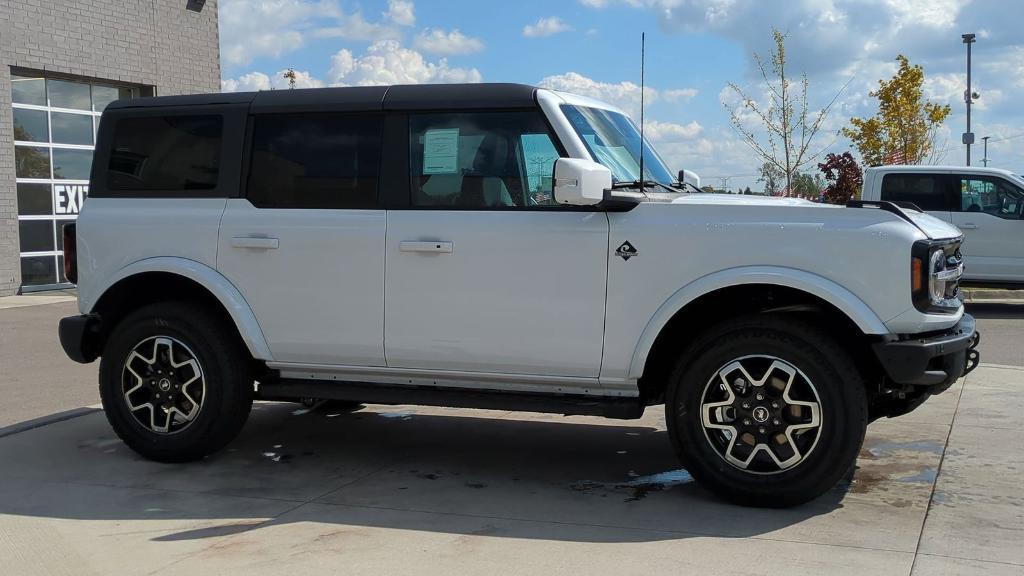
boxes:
[553,158,611,206]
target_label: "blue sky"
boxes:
[220,0,1024,191]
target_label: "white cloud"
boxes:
[219,0,337,67]
[222,69,324,92]
[385,0,415,26]
[645,120,703,141]
[523,17,572,38]
[329,40,482,86]
[311,9,402,41]
[662,88,698,103]
[413,28,484,55]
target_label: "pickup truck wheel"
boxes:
[98,302,253,463]
[666,314,867,507]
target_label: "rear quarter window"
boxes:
[107,115,223,191]
[879,173,951,211]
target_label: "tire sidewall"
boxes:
[99,304,244,456]
[667,318,866,505]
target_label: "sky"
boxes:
[219,0,1024,191]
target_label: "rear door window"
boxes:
[107,115,223,191]
[246,113,382,209]
[879,173,952,211]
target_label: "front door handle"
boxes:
[231,236,280,250]
[960,223,979,230]
[399,240,453,254]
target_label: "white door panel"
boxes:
[952,212,1024,281]
[218,199,386,365]
[385,210,609,377]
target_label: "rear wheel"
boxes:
[666,314,867,507]
[99,302,253,462]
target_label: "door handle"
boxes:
[960,223,979,230]
[399,240,453,254]
[231,236,280,250]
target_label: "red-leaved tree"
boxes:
[817,152,862,204]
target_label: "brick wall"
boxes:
[0,0,220,295]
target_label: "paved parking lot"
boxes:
[0,296,1021,575]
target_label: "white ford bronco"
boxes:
[59,84,979,507]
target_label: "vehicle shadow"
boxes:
[0,402,889,545]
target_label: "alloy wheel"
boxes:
[121,336,206,434]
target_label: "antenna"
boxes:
[639,32,646,184]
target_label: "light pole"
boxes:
[982,136,990,167]
[962,33,977,166]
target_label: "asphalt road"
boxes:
[0,300,1020,428]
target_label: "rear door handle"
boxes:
[399,240,453,254]
[231,236,280,250]
[960,223,979,230]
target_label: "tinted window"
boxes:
[247,113,382,209]
[15,146,50,179]
[16,183,53,215]
[880,174,951,211]
[21,256,56,286]
[108,115,222,190]
[957,176,1024,219]
[13,108,48,142]
[11,75,46,106]
[52,148,93,180]
[19,220,54,252]
[51,112,94,145]
[409,112,564,208]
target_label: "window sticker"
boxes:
[423,128,459,174]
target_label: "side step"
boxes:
[257,379,645,420]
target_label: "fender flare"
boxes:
[627,266,889,380]
[84,257,273,361]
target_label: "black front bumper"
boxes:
[58,314,102,364]
[872,314,979,389]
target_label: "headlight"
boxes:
[912,240,962,313]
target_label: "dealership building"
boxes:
[0,0,221,295]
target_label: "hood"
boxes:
[669,193,828,208]
[667,193,962,240]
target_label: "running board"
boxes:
[257,378,645,420]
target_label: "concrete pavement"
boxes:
[0,364,1020,575]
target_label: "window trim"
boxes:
[242,111,386,210]
[90,104,247,199]
[402,108,598,212]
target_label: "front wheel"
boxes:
[99,302,253,462]
[666,314,867,507]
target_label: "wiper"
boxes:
[611,179,679,194]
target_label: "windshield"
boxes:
[561,105,675,187]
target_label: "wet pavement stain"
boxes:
[569,469,694,502]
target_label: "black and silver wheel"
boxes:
[99,302,253,462]
[667,314,867,507]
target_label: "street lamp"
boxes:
[962,33,978,166]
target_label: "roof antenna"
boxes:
[639,31,646,184]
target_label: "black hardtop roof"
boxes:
[106,83,540,113]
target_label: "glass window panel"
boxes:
[16,183,53,216]
[52,148,93,180]
[55,219,75,251]
[15,146,51,179]
[47,78,91,110]
[11,74,46,106]
[247,113,382,209]
[12,108,49,142]
[409,112,563,208]
[880,174,951,211]
[51,112,93,145]
[18,220,55,252]
[108,115,222,190]
[21,256,57,286]
[92,84,132,111]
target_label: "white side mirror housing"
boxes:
[553,158,611,206]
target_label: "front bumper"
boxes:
[58,313,102,364]
[872,314,979,389]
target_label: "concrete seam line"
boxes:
[0,407,102,439]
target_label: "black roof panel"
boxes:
[105,83,539,113]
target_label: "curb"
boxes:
[0,407,101,439]
[961,287,1024,305]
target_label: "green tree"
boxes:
[841,55,951,166]
[792,173,821,198]
[724,29,845,194]
[757,162,784,196]
[700,185,716,193]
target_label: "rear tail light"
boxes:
[62,223,77,284]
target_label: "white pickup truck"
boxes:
[863,165,1024,282]
[58,84,978,507]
